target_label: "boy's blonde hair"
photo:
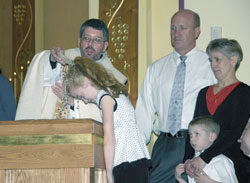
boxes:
[188,116,220,137]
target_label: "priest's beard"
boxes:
[80,45,103,61]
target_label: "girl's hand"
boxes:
[107,174,114,183]
[51,82,74,106]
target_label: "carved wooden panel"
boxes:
[12,0,35,102]
[0,1,12,79]
[99,0,138,106]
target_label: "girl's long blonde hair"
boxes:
[64,56,128,98]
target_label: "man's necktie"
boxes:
[167,56,187,135]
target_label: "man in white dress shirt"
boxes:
[15,19,126,120]
[135,9,216,182]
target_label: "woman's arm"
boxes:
[101,95,116,183]
[200,88,250,163]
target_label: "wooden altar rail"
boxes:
[0,119,107,183]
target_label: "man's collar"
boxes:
[174,46,198,57]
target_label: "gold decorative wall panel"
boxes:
[99,0,138,106]
[12,0,35,102]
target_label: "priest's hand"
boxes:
[50,46,66,65]
[52,82,74,106]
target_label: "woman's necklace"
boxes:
[213,80,239,104]
[214,85,231,104]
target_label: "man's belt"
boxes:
[161,130,188,138]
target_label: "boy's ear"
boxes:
[209,132,217,142]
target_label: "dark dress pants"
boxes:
[113,158,151,183]
[149,133,188,183]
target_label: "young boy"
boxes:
[175,116,238,183]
